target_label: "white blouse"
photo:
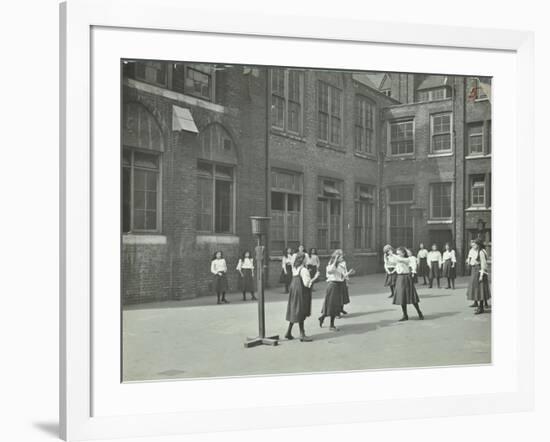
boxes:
[442,250,457,264]
[292,266,315,288]
[393,256,411,274]
[409,255,418,273]
[281,255,293,269]
[467,248,489,274]
[291,252,310,266]
[417,249,429,259]
[384,254,397,272]
[308,254,320,267]
[211,258,227,275]
[326,261,348,282]
[236,257,254,271]
[427,251,442,267]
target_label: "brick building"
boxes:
[121,61,491,304]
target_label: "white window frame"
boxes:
[470,176,487,208]
[430,112,453,154]
[270,69,305,135]
[429,182,454,221]
[387,119,415,156]
[317,80,344,147]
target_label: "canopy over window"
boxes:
[417,75,449,91]
[172,105,199,133]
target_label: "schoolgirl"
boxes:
[319,249,351,331]
[285,253,320,342]
[383,244,397,298]
[441,242,457,289]
[416,243,429,285]
[211,250,229,304]
[236,250,257,301]
[406,248,418,284]
[466,239,491,314]
[392,247,424,321]
[427,244,443,288]
[307,248,321,283]
[291,244,309,266]
[339,258,355,316]
[279,247,294,294]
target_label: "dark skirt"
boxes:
[466,264,491,301]
[239,268,255,292]
[321,281,345,317]
[442,259,456,279]
[342,282,350,305]
[429,262,441,279]
[213,273,228,293]
[392,274,420,305]
[286,275,312,323]
[279,264,292,285]
[418,257,429,277]
[410,273,418,284]
[384,271,397,287]
[307,265,318,280]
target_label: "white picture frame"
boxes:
[60,0,535,440]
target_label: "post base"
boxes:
[243,335,280,348]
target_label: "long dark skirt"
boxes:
[392,274,420,305]
[279,264,292,286]
[442,260,456,279]
[418,257,429,277]
[384,271,397,287]
[321,281,345,317]
[213,273,228,293]
[239,268,255,292]
[286,276,312,323]
[466,264,491,301]
[428,262,441,279]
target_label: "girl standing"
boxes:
[211,251,229,304]
[307,248,320,279]
[339,259,355,316]
[466,239,491,314]
[392,247,424,321]
[285,253,320,342]
[279,247,293,294]
[383,244,397,298]
[319,249,351,331]
[292,244,310,266]
[427,244,443,288]
[417,243,429,285]
[236,250,257,301]
[406,248,418,284]
[441,242,457,289]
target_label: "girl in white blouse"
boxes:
[211,251,229,304]
[441,242,457,289]
[307,248,321,291]
[416,243,429,285]
[236,250,257,301]
[466,239,491,314]
[279,247,294,294]
[383,244,397,298]
[427,244,443,288]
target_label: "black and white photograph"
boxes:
[121,60,492,381]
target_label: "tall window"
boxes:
[354,184,375,250]
[354,96,375,154]
[172,63,215,101]
[270,170,302,252]
[389,120,414,155]
[416,87,449,102]
[318,81,343,146]
[135,61,168,87]
[197,162,234,233]
[317,178,343,250]
[468,122,484,155]
[431,113,452,153]
[469,175,489,208]
[388,186,413,247]
[430,182,453,219]
[270,69,304,134]
[122,149,161,233]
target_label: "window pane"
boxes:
[134,190,146,210]
[197,176,213,231]
[134,209,146,230]
[215,180,232,233]
[134,152,159,170]
[271,95,285,128]
[145,210,157,230]
[318,113,329,141]
[271,192,285,211]
[186,66,212,100]
[431,183,452,218]
[122,167,131,233]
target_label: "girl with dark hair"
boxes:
[466,239,491,314]
[417,243,429,285]
[211,250,229,304]
[236,250,257,301]
[285,253,320,342]
[406,248,418,284]
[383,244,397,298]
[279,247,293,294]
[442,242,457,289]
[291,244,309,266]
[427,244,443,288]
[319,249,351,331]
[392,247,424,321]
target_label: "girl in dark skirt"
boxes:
[285,253,320,342]
[427,244,443,288]
[307,248,320,290]
[383,244,397,298]
[441,242,457,289]
[466,239,491,314]
[339,259,355,316]
[406,248,418,284]
[392,247,424,321]
[279,247,293,293]
[236,250,257,301]
[417,243,429,285]
[319,249,351,331]
[211,250,229,304]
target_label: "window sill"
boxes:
[316,142,346,153]
[270,128,306,143]
[123,234,167,245]
[354,152,377,161]
[465,207,491,212]
[353,251,378,256]
[196,234,239,244]
[428,152,453,158]
[465,154,491,160]
[427,219,453,225]
[385,155,415,161]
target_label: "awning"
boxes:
[417,75,449,91]
[172,105,198,133]
[359,190,373,200]
[324,184,340,196]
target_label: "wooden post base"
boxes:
[243,335,280,348]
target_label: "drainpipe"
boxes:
[264,69,271,284]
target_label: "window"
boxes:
[354,96,375,154]
[469,175,490,208]
[389,120,414,155]
[197,162,234,233]
[318,81,343,145]
[354,184,375,249]
[430,182,453,219]
[381,89,392,97]
[388,186,413,247]
[431,113,452,153]
[270,170,302,252]
[270,69,304,134]
[467,123,484,155]
[317,178,343,250]
[172,63,215,101]
[416,87,449,102]
[471,78,488,100]
[135,61,168,87]
[122,149,161,233]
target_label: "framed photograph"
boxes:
[60,0,534,440]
